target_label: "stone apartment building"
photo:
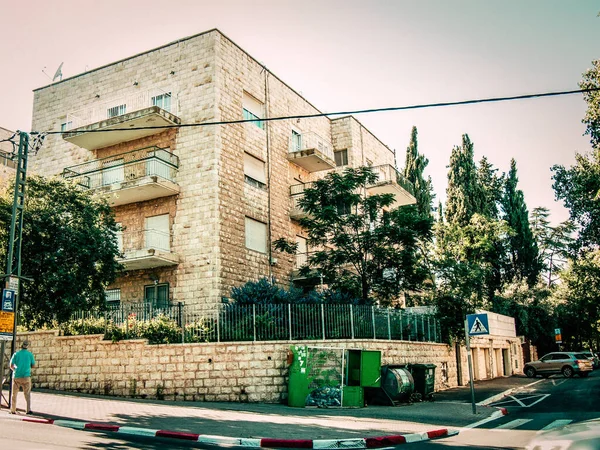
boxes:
[29,29,415,311]
[0,127,17,189]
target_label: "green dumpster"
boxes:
[410,363,436,400]
[288,345,309,407]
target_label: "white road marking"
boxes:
[495,419,533,430]
[526,394,551,408]
[539,419,573,432]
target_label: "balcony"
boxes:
[289,183,313,221]
[62,89,181,150]
[118,229,179,271]
[62,147,179,206]
[367,164,416,209]
[287,132,335,172]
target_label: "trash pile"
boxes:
[306,386,342,407]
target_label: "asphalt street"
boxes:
[2,372,600,449]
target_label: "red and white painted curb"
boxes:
[21,417,458,448]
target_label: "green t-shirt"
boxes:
[10,349,35,378]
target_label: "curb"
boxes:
[20,417,458,448]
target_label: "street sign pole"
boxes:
[464,319,476,415]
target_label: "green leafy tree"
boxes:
[552,149,600,251]
[0,176,121,327]
[274,167,432,304]
[403,126,435,217]
[552,251,600,350]
[445,134,482,226]
[579,59,600,149]
[530,207,575,287]
[501,159,541,286]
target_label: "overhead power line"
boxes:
[37,87,600,136]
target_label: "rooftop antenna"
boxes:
[52,62,64,82]
[41,67,52,80]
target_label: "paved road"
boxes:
[421,369,600,449]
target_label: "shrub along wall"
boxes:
[3,331,521,403]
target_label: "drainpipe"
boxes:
[263,67,273,279]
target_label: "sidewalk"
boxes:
[0,388,503,441]
[433,375,537,404]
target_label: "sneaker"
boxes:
[9,411,16,415]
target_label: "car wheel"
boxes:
[525,366,536,378]
[562,366,574,378]
[580,372,590,378]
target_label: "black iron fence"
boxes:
[70,302,441,344]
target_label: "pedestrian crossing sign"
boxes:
[467,313,489,336]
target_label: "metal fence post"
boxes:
[216,307,221,343]
[421,316,425,342]
[427,316,431,342]
[400,310,403,340]
[253,304,257,342]
[372,306,376,339]
[288,304,292,341]
[350,304,354,339]
[321,304,326,340]
[178,302,184,344]
[387,308,391,340]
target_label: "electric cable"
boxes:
[31,86,600,136]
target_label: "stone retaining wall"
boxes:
[3,331,522,403]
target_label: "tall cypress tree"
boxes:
[403,126,434,217]
[477,156,503,220]
[445,134,482,225]
[501,159,541,286]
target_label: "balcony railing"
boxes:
[62,147,180,205]
[63,146,178,189]
[64,89,177,131]
[367,164,416,208]
[117,228,178,270]
[287,132,335,172]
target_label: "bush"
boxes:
[60,317,106,336]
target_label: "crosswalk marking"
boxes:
[539,419,573,431]
[495,419,533,429]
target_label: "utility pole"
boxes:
[0,131,44,410]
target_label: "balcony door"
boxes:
[296,236,308,268]
[145,214,170,251]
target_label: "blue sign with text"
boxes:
[467,313,489,336]
[1,289,15,312]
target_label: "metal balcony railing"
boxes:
[288,132,334,161]
[62,146,178,190]
[65,88,176,131]
[369,164,415,196]
[120,229,171,253]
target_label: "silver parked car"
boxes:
[524,352,593,378]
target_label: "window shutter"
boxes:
[244,153,266,184]
[245,217,267,253]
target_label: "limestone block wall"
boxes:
[457,336,524,385]
[6,331,463,403]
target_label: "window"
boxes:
[334,149,348,167]
[146,214,170,251]
[242,92,265,129]
[115,222,123,254]
[144,283,169,308]
[105,289,121,307]
[107,104,126,118]
[151,92,172,112]
[291,130,302,152]
[244,153,266,189]
[336,199,352,216]
[245,217,267,253]
[60,121,72,132]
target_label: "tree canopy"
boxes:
[404,126,434,217]
[0,176,121,326]
[274,166,432,305]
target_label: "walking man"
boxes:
[9,340,36,414]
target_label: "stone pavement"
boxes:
[0,379,520,442]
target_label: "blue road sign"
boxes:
[1,289,15,312]
[467,313,489,336]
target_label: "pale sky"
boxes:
[1,0,599,224]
